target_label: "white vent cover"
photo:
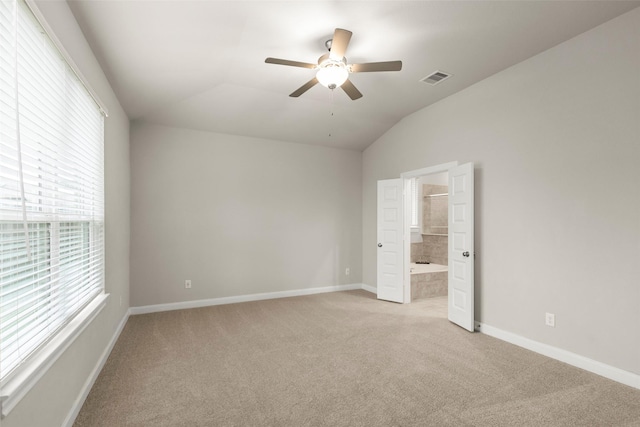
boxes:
[420,71,452,85]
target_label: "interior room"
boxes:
[410,172,449,302]
[1,1,639,426]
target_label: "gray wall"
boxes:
[3,2,131,427]
[363,9,640,375]
[130,123,362,307]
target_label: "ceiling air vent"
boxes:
[420,71,451,85]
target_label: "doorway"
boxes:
[377,161,475,331]
[400,162,456,301]
[408,171,449,304]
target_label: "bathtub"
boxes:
[410,262,448,274]
[410,263,448,300]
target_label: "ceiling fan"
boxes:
[265,28,402,100]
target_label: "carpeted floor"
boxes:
[74,290,640,426]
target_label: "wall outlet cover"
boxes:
[545,312,555,327]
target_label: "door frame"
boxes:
[400,161,458,303]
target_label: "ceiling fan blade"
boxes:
[341,79,362,100]
[350,61,403,73]
[265,57,316,69]
[329,28,352,60]
[290,77,319,97]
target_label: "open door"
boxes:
[377,179,404,303]
[448,163,475,331]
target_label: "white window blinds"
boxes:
[0,0,105,384]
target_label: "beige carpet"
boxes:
[74,290,640,426]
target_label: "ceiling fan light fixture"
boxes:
[265,28,401,100]
[316,62,349,89]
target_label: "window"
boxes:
[409,177,420,229]
[0,0,105,404]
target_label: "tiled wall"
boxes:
[411,184,448,265]
[411,235,448,265]
[411,271,447,300]
[422,184,448,236]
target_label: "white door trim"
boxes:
[400,161,458,304]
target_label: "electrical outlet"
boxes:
[545,312,555,327]
[185,280,192,289]
[345,267,350,276]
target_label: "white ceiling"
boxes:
[67,0,639,151]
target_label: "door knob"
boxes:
[378,243,383,247]
[462,251,470,257]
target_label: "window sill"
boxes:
[0,293,109,418]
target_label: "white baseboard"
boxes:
[475,321,640,390]
[361,283,377,294]
[130,284,365,315]
[63,309,130,427]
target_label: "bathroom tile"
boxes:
[411,243,424,263]
[422,184,448,235]
[411,271,448,301]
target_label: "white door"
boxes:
[448,163,475,331]
[377,179,404,303]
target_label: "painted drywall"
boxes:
[2,2,131,427]
[130,123,362,307]
[419,172,448,186]
[363,8,640,375]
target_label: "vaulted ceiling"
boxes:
[67,1,639,151]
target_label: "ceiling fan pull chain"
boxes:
[328,89,335,138]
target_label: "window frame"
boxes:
[409,177,422,233]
